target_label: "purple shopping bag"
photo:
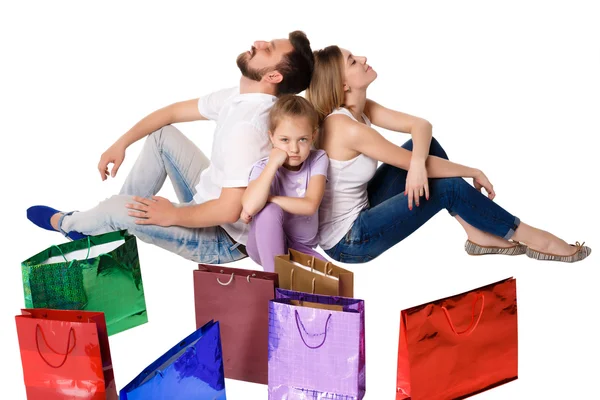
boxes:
[268,289,366,400]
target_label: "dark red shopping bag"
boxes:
[194,264,279,384]
[15,309,117,400]
[396,277,518,400]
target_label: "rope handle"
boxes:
[294,310,332,349]
[52,236,130,271]
[35,324,76,369]
[290,269,316,293]
[217,270,235,286]
[214,270,258,285]
[441,293,485,336]
[307,257,334,275]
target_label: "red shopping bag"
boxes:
[15,309,117,400]
[194,264,278,384]
[396,277,518,400]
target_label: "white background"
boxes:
[2,1,599,399]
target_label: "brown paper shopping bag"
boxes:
[275,249,354,297]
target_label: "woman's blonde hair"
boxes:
[268,94,319,134]
[305,45,346,127]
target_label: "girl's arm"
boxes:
[270,175,327,216]
[241,148,288,216]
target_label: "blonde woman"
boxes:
[305,45,590,264]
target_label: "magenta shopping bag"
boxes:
[268,289,366,400]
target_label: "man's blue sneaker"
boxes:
[27,205,88,241]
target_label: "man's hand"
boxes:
[98,141,126,181]
[126,196,177,226]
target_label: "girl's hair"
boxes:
[305,45,345,126]
[268,94,319,133]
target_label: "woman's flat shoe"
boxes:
[465,239,527,256]
[526,242,591,263]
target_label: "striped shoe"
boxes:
[465,240,527,256]
[525,241,592,263]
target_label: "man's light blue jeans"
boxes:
[59,125,247,264]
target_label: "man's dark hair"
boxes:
[275,31,314,95]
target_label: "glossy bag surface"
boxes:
[22,230,148,335]
[396,277,518,400]
[268,289,365,400]
[119,320,226,400]
[15,308,117,400]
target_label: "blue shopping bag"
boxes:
[120,320,226,399]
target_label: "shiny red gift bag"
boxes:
[15,309,117,400]
[396,277,518,400]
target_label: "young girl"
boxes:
[241,94,329,272]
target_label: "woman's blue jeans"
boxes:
[324,138,520,263]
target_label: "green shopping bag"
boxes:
[22,230,148,336]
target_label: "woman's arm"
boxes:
[364,99,433,207]
[339,116,480,179]
[364,99,432,162]
[270,175,327,216]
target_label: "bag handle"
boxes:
[441,293,485,336]
[35,324,77,368]
[307,257,334,276]
[214,270,258,285]
[290,269,316,294]
[52,236,128,269]
[294,309,332,349]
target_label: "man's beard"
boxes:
[236,51,273,82]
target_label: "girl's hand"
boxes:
[240,209,253,224]
[405,161,429,210]
[269,147,289,167]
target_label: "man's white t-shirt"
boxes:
[193,86,275,245]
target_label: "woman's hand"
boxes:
[473,169,496,200]
[98,140,126,181]
[405,160,429,210]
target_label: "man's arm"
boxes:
[173,187,244,227]
[98,99,207,180]
[127,187,244,228]
[116,99,207,149]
